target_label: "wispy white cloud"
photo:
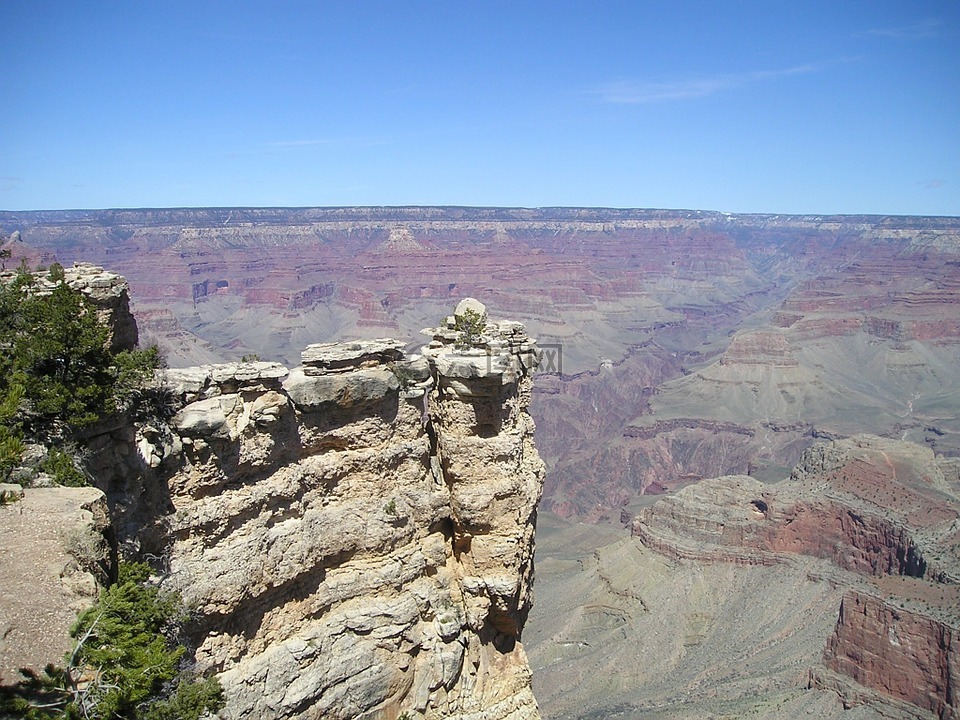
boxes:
[859,18,942,40]
[919,179,946,189]
[265,137,389,148]
[266,139,342,147]
[597,63,821,104]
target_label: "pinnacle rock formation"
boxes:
[134,313,546,719]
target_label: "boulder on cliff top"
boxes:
[209,361,289,389]
[171,394,237,439]
[301,338,404,375]
[283,366,400,410]
[164,362,288,401]
[454,297,486,318]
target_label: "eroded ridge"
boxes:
[631,435,960,719]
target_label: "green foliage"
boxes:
[0,664,73,719]
[0,563,224,720]
[113,346,165,412]
[40,447,87,487]
[0,312,27,477]
[240,352,261,363]
[0,268,162,476]
[68,562,185,717]
[0,431,25,479]
[0,483,21,505]
[27,284,112,429]
[13,258,35,287]
[47,262,66,283]
[453,307,487,350]
[1,278,114,435]
[140,676,224,720]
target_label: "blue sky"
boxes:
[1,1,958,215]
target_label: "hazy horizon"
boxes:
[2,204,959,220]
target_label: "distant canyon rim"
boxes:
[4,206,958,521]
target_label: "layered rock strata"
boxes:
[7,209,960,521]
[818,590,960,720]
[630,435,960,718]
[138,307,545,719]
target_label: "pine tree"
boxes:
[0,267,162,477]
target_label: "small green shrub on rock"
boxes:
[454,307,487,349]
[39,448,87,487]
[0,562,224,719]
[141,675,224,720]
[0,428,24,480]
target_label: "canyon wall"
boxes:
[820,590,960,720]
[4,209,960,521]
[628,435,960,719]
[132,311,546,719]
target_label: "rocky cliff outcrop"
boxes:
[818,590,960,720]
[630,435,960,718]
[132,303,545,719]
[0,261,138,354]
[63,262,139,353]
[0,267,546,718]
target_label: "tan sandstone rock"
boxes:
[150,307,545,720]
[0,486,114,683]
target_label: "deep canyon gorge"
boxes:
[2,207,959,719]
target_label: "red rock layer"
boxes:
[630,436,960,718]
[5,209,960,521]
[824,590,960,720]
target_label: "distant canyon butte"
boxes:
[2,207,959,521]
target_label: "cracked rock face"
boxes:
[147,324,545,719]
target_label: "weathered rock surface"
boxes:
[0,486,114,683]
[301,338,404,375]
[623,435,960,719]
[526,515,867,720]
[819,589,960,720]
[0,272,544,719]
[136,314,546,719]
